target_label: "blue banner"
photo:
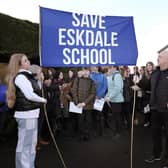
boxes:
[40,7,138,67]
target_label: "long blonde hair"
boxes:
[6,53,25,108]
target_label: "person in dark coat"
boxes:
[136,62,155,127]
[144,45,168,168]
[121,67,134,129]
[71,67,96,141]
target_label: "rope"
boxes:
[130,85,137,168]
[130,69,143,168]
[41,86,68,168]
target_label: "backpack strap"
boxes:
[112,71,120,80]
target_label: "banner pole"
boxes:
[39,5,42,66]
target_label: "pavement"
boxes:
[0,121,167,168]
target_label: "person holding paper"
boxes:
[71,67,96,141]
[90,66,107,136]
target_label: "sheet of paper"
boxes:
[94,98,105,111]
[69,102,82,114]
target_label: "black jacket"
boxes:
[150,67,168,112]
[15,71,41,111]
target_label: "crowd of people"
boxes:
[36,64,155,143]
[0,45,168,168]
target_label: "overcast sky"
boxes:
[0,0,168,66]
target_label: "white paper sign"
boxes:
[94,98,105,111]
[69,102,82,114]
[144,104,150,114]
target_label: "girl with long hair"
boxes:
[6,53,47,168]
